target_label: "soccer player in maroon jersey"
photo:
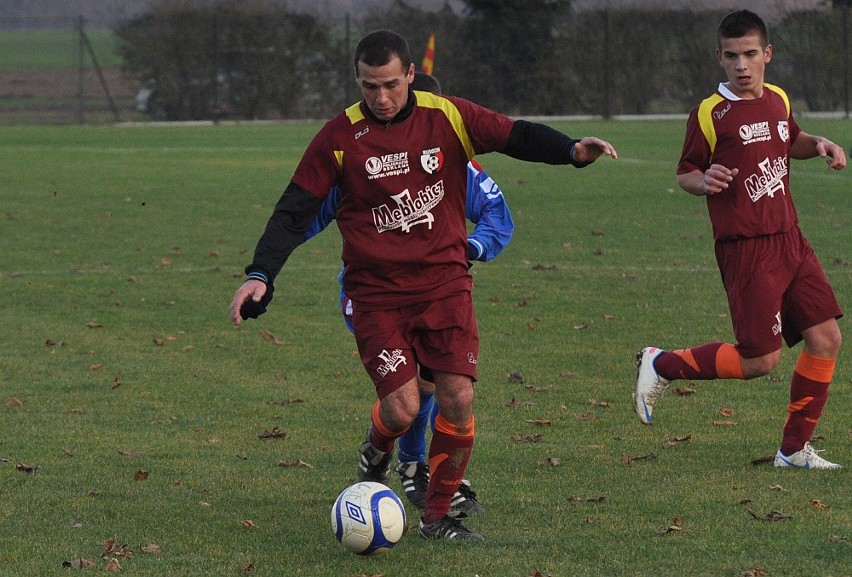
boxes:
[229,29,617,540]
[633,10,846,469]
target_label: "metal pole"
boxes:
[843,2,849,118]
[77,15,85,124]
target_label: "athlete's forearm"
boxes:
[504,120,585,167]
[248,181,326,281]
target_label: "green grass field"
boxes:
[0,29,121,70]
[0,119,849,576]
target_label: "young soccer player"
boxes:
[231,29,617,540]
[634,9,846,469]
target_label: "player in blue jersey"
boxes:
[302,72,514,516]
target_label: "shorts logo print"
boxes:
[376,349,408,377]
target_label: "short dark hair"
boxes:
[412,72,441,94]
[718,9,769,48]
[353,30,412,74]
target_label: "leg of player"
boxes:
[774,319,842,470]
[418,371,483,541]
[395,370,434,509]
[358,378,420,483]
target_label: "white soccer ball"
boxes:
[331,481,407,555]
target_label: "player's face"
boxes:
[716,32,772,99]
[356,56,414,122]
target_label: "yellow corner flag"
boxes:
[421,33,435,75]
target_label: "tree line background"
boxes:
[12,0,852,122]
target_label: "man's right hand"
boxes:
[229,279,269,326]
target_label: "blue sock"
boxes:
[398,392,434,463]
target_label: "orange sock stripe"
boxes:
[787,396,814,415]
[715,343,744,379]
[434,414,475,437]
[673,349,700,372]
[428,453,448,472]
[371,401,402,438]
[795,351,835,384]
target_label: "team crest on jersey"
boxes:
[420,147,444,174]
[777,120,789,142]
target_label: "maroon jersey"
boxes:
[677,83,802,241]
[291,91,514,310]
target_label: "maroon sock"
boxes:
[423,415,474,524]
[655,342,742,380]
[780,352,833,456]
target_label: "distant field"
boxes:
[0,29,122,70]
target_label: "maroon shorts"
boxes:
[351,291,479,399]
[715,228,843,358]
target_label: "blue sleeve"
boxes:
[301,186,341,244]
[464,162,514,262]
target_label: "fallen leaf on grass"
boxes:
[258,426,288,440]
[101,540,132,559]
[16,463,38,474]
[105,558,122,572]
[62,559,96,569]
[278,459,314,469]
[242,564,256,572]
[531,263,557,271]
[541,457,561,467]
[739,567,767,577]
[133,470,149,481]
[712,420,738,427]
[567,495,605,503]
[769,484,789,492]
[718,407,735,417]
[655,524,683,536]
[511,434,544,443]
[525,418,551,426]
[5,396,23,407]
[524,385,549,392]
[241,520,257,528]
[750,455,775,466]
[507,372,524,384]
[622,453,657,466]
[86,321,104,329]
[810,499,829,510]
[111,376,122,389]
[588,399,610,408]
[828,534,848,542]
[140,543,162,554]
[747,509,792,522]
[673,386,697,396]
[662,434,692,449]
[260,329,286,346]
[45,339,66,349]
[266,398,305,406]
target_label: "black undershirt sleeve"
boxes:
[503,119,590,168]
[246,181,326,282]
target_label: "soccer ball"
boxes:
[331,481,407,555]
